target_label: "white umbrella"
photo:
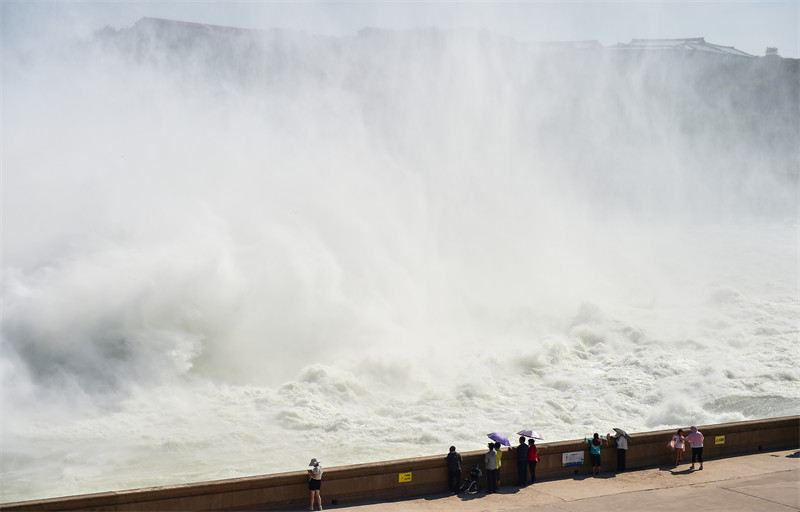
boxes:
[516,430,544,440]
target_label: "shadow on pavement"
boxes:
[418,490,486,502]
[421,492,453,502]
[457,492,485,502]
[569,473,616,481]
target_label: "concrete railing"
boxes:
[2,416,798,511]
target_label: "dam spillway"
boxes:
[2,14,798,504]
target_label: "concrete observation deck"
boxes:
[342,448,800,512]
[1,417,798,511]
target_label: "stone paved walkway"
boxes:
[330,449,800,512]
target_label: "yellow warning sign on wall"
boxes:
[715,435,726,445]
[399,472,412,483]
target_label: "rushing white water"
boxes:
[1,19,798,502]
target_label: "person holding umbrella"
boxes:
[494,442,503,489]
[516,429,544,485]
[612,428,631,472]
[515,436,529,486]
[486,433,509,491]
[527,438,539,484]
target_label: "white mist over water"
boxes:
[2,16,799,502]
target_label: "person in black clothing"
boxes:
[445,446,462,494]
[516,436,529,486]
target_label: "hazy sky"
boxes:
[2,1,798,58]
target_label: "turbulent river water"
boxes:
[2,20,798,502]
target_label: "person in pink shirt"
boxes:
[670,429,686,466]
[685,426,705,470]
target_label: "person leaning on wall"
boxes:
[613,431,629,472]
[585,433,605,475]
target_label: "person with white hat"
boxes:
[307,458,323,511]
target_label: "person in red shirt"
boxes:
[527,438,539,484]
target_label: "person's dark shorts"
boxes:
[309,479,322,491]
[590,453,601,466]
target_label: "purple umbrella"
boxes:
[488,432,511,446]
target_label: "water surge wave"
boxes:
[2,19,798,502]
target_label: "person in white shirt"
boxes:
[670,429,686,466]
[307,458,323,511]
[614,433,629,472]
[484,443,498,494]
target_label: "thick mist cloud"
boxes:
[4,16,798,388]
[1,17,798,502]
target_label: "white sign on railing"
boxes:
[562,451,585,467]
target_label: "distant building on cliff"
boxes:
[610,37,755,60]
[121,19,758,61]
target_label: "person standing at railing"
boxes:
[669,429,686,467]
[527,438,539,484]
[307,458,323,511]
[585,433,605,475]
[685,426,705,470]
[494,442,503,489]
[445,446,463,494]
[515,436,529,486]
[614,432,629,472]
[484,443,498,494]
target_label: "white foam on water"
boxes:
[1,15,798,502]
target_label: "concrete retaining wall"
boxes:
[2,416,798,511]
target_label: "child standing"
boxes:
[670,429,686,466]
